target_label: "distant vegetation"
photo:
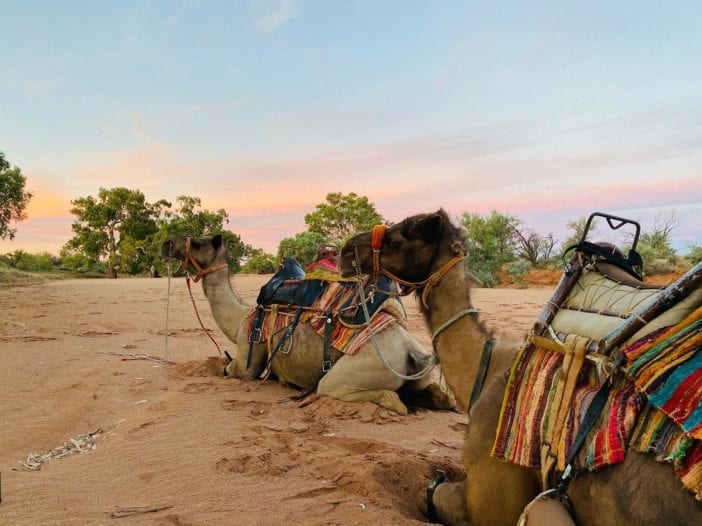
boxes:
[1,178,699,286]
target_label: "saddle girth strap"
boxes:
[247,307,265,369]
[322,309,334,373]
[469,337,495,411]
[263,307,304,374]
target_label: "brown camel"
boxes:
[339,210,701,525]
[161,235,454,415]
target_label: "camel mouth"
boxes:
[160,241,182,262]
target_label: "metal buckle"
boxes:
[281,335,294,354]
[322,360,332,373]
[248,327,262,344]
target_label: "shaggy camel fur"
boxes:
[161,235,454,415]
[340,210,701,526]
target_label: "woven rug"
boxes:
[492,319,702,500]
[246,281,400,356]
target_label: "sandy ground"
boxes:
[0,275,551,525]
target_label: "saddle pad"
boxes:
[492,265,702,500]
[246,281,402,356]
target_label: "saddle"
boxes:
[256,257,325,308]
[248,257,403,375]
[492,212,702,499]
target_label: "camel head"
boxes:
[339,209,467,285]
[160,235,227,280]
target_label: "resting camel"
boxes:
[339,210,701,525]
[161,235,454,415]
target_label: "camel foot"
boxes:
[401,382,456,411]
[421,479,469,526]
[317,387,409,415]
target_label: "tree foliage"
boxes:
[460,211,520,287]
[304,192,383,246]
[277,231,326,267]
[0,152,33,240]
[635,211,678,263]
[241,248,277,274]
[561,216,598,253]
[154,196,249,274]
[64,187,169,278]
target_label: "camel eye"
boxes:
[387,239,403,250]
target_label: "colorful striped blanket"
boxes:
[492,308,702,500]
[246,280,402,356]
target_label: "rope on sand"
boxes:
[17,429,102,471]
[96,351,175,365]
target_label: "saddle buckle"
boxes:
[322,360,332,373]
[249,327,263,344]
[280,332,295,354]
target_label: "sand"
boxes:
[0,275,551,525]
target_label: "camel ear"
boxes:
[408,214,443,241]
[212,234,223,249]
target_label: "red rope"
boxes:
[186,275,224,357]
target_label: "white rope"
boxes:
[356,268,436,381]
[164,260,172,362]
[431,308,478,344]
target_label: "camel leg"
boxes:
[401,377,456,410]
[429,480,469,526]
[224,342,267,381]
[316,337,408,414]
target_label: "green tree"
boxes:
[304,192,384,246]
[64,187,169,278]
[686,244,702,265]
[277,231,326,267]
[0,152,33,240]
[241,248,277,274]
[460,211,520,287]
[561,216,598,253]
[154,196,250,274]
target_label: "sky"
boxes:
[1,0,701,255]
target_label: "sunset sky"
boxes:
[1,1,701,255]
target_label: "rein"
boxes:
[182,237,226,358]
[364,225,493,410]
[369,224,465,309]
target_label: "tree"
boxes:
[304,192,384,246]
[0,151,33,240]
[154,196,249,273]
[514,228,556,268]
[241,248,277,274]
[460,211,520,287]
[561,216,598,253]
[65,187,169,278]
[277,231,326,267]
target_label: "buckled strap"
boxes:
[247,307,265,369]
[468,338,495,411]
[264,307,303,373]
[322,309,334,373]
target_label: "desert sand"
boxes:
[0,275,551,525]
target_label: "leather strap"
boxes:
[322,309,334,373]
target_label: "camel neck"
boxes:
[200,264,251,345]
[424,263,492,412]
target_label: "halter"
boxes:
[183,237,228,282]
[369,224,465,309]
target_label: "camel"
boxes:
[339,210,701,525]
[161,234,454,415]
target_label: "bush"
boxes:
[507,259,532,288]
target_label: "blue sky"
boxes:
[1,1,701,254]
